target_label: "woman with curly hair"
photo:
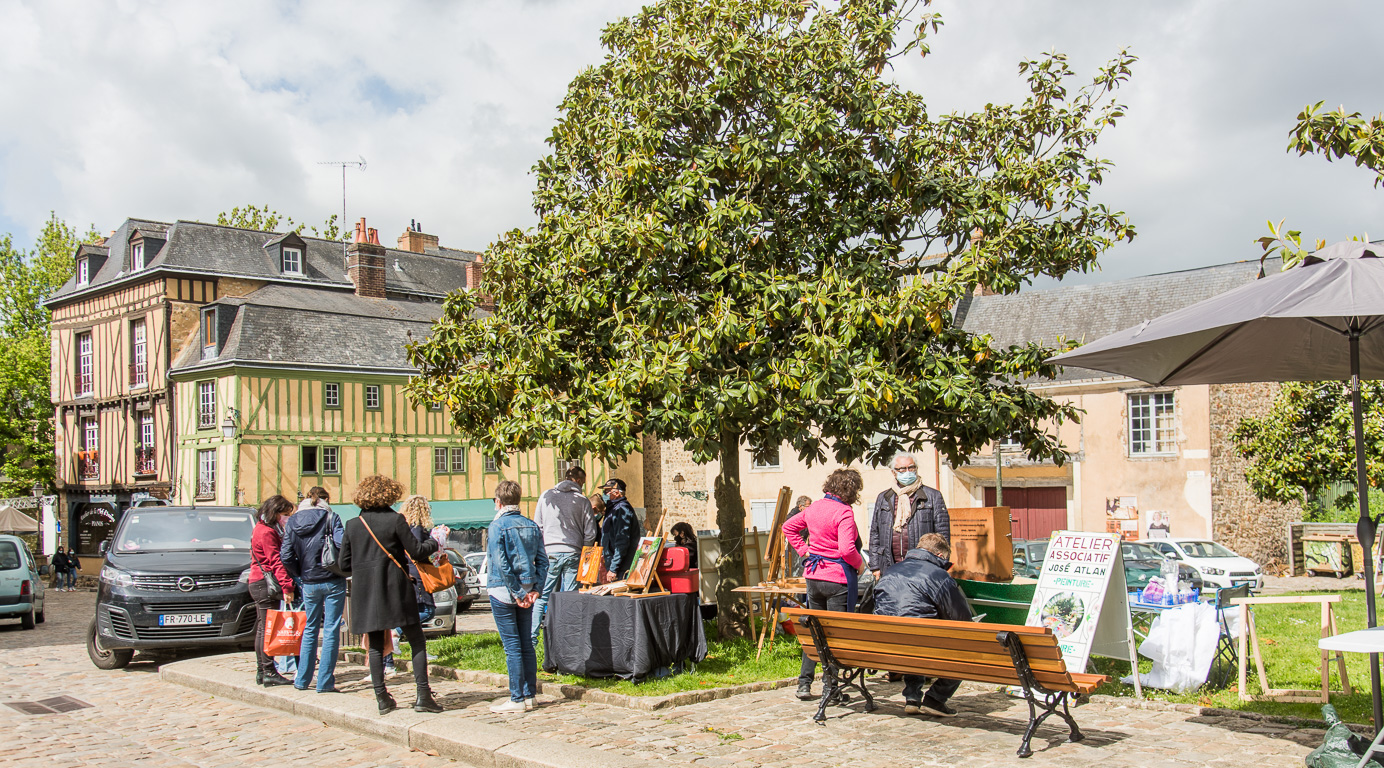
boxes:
[782,468,865,702]
[380,495,441,675]
[338,475,442,715]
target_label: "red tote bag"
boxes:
[263,603,306,656]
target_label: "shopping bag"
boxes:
[415,558,456,593]
[263,604,306,656]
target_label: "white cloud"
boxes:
[1,0,1381,283]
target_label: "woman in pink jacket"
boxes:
[783,468,864,702]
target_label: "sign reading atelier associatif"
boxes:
[1024,530,1133,673]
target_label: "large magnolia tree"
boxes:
[408,0,1137,635]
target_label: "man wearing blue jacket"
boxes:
[281,490,346,693]
[873,533,972,717]
[599,478,641,580]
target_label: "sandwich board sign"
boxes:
[1025,530,1140,695]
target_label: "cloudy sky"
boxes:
[1,0,1380,285]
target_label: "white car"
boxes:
[1139,538,1262,591]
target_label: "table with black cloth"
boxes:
[541,591,706,681]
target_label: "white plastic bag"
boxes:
[1121,601,1220,693]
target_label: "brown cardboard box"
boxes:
[949,506,1014,582]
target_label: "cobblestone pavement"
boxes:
[193,643,1323,767]
[0,590,462,768]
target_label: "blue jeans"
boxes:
[295,579,346,692]
[531,551,579,645]
[491,597,536,702]
[54,570,69,589]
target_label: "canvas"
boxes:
[625,536,664,589]
[577,545,603,585]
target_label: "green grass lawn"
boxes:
[1090,589,1373,724]
[411,621,802,697]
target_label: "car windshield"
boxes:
[1123,543,1164,561]
[115,509,254,553]
[445,550,464,568]
[1028,543,1048,562]
[1179,541,1236,558]
[0,542,20,570]
[465,553,484,570]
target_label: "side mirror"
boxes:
[98,541,109,556]
[1164,551,1180,560]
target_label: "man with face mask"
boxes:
[868,453,949,579]
[598,478,641,580]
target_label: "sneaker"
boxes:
[903,701,922,715]
[919,698,957,717]
[383,662,396,677]
[489,699,526,714]
[525,697,537,710]
[795,682,814,701]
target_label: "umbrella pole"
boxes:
[1350,328,1382,734]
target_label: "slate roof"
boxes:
[48,218,478,304]
[170,284,446,375]
[955,258,1280,383]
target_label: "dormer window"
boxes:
[132,241,145,272]
[76,258,89,285]
[282,247,302,275]
[201,308,218,360]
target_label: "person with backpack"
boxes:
[280,486,345,693]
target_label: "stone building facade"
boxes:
[1209,382,1302,569]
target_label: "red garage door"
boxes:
[984,486,1068,541]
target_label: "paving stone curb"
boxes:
[341,651,798,711]
[160,656,647,768]
[1087,694,1361,734]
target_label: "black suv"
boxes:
[87,506,258,669]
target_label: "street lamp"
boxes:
[672,473,685,493]
[31,481,43,499]
[671,472,709,501]
[221,407,241,440]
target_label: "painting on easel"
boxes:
[625,536,664,589]
[577,545,603,585]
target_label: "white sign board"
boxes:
[1025,530,1135,674]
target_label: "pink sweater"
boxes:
[783,498,863,584]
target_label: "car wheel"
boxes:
[35,606,44,624]
[20,609,35,630]
[87,618,133,670]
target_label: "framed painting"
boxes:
[625,536,664,589]
[577,545,603,585]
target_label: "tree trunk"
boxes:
[714,431,751,639]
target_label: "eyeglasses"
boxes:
[893,465,917,472]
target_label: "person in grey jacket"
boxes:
[869,453,950,579]
[530,465,597,644]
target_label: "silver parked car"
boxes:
[446,549,482,612]
[0,535,46,629]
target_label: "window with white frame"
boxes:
[324,382,340,409]
[139,413,154,449]
[198,381,216,429]
[201,308,217,360]
[749,500,777,531]
[451,447,467,473]
[76,332,93,396]
[365,384,381,410]
[197,449,216,497]
[136,414,156,474]
[484,455,499,473]
[132,241,145,271]
[556,457,582,477]
[131,318,148,387]
[433,447,449,474]
[1128,391,1177,456]
[281,246,302,275]
[751,446,781,470]
[321,446,339,475]
[84,418,99,452]
[429,401,443,411]
[76,258,89,285]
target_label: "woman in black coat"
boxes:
[338,475,441,715]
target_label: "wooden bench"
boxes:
[783,608,1107,758]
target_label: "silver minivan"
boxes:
[0,535,47,629]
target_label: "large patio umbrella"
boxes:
[0,504,39,533]
[1050,241,1384,728]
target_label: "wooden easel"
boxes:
[752,487,794,658]
[1234,594,1351,702]
[626,509,669,598]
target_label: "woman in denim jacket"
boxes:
[486,480,549,713]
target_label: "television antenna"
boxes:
[317,156,367,265]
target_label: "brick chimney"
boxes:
[347,217,387,299]
[397,219,440,254]
[466,255,493,310]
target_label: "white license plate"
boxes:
[159,613,212,626]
